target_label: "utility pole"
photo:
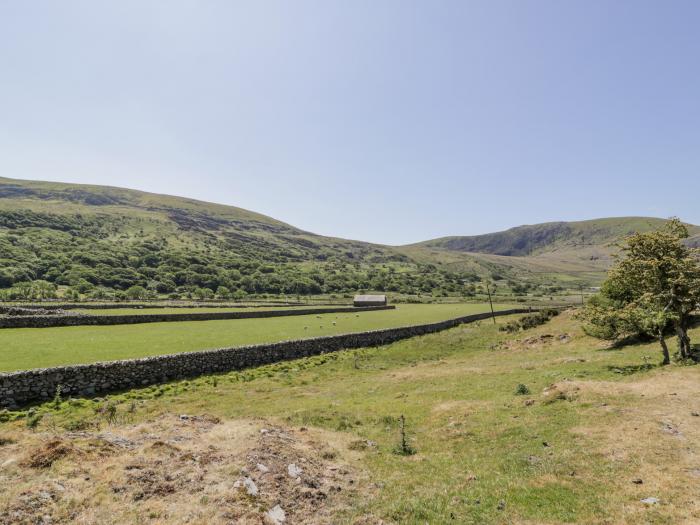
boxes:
[486,283,496,324]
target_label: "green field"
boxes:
[0,303,512,372]
[71,305,342,315]
[3,311,697,523]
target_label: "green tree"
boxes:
[581,219,700,364]
[232,288,247,302]
[215,286,231,299]
[125,285,148,300]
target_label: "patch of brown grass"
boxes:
[0,416,371,524]
[21,439,77,469]
[569,368,700,523]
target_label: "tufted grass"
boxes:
[0,303,513,371]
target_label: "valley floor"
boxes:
[0,303,511,371]
[1,311,699,524]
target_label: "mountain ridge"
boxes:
[412,217,700,256]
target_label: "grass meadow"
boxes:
[0,303,512,371]
[70,305,341,315]
[2,311,697,523]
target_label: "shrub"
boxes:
[500,308,559,333]
[392,415,417,456]
[26,410,43,431]
[514,383,530,395]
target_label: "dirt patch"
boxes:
[430,399,492,415]
[387,362,484,382]
[568,368,700,523]
[0,416,369,524]
[541,381,580,404]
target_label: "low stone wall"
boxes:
[0,308,529,407]
[0,306,79,316]
[0,306,394,329]
[2,302,310,311]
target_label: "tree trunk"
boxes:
[681,318,693,357]
[674,323,691,359]
[658,331,671,365]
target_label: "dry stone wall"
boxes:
[0,308,530,408]
[0,306,394,329]
[4,302,308,311]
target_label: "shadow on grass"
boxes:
[681,345,700,364]
[597,334,652,352]
[606,363,659,375]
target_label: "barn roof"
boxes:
[353,295,387,302]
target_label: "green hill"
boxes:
[1,177,695,299]
[404,217,700,287]
[413,217,700,256]
[0,177,466,299]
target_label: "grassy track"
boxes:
[0,303,511,371]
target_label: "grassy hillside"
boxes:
[1,177,693,297]
[0,177,474,299]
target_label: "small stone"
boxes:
[243,477,258,496]
[632,478,643,485]
[264,504,286,524]
[234,477,258,497]
[641,497,659,505]
[497,500,506,510]
[691,412,699,417]
[287,463,302,478]
[257,463,270,473]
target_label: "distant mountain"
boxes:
[412,217,700,256]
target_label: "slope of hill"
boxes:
[0,177,469,298]
[403,217,700,287]
[413,217,700,256]
[1,176,695,299]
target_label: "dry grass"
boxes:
[568,370,700,524]
[0,416,369,524]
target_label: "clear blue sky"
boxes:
[1,1,699,244]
